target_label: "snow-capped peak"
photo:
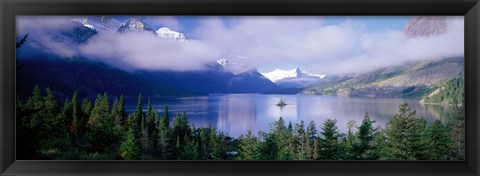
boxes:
[156,27,187,42]
[117,17,155,33]
[71,18,94,29]
[261,67,325,83]
[217,55,253,74]
[71,16,122,33]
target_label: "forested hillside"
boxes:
[422,76,464,105]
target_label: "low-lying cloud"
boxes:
[80,32,219,71]
[16,16,464,75]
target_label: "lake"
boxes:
[125,94,451,138]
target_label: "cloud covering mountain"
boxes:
[16,16,464,75]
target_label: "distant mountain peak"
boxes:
[217,55,253,74]
[156,27,187,42]
[118,17,155,33]
[294,67,302,75]
[122,18,145,30]
[261,67,325,83]
[71,16,122,33]
[404,16,449,38]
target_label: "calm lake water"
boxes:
[125,94,451,138]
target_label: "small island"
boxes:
[276,98,287,107]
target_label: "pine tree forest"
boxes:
[16,85,465,160]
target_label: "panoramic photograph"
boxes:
[15,16,464,160]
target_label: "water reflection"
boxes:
[216,94,257,137]
[126,94,451,138]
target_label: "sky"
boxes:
[16,16,464,75]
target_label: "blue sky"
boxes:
[144,16,411,39]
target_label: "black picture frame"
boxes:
[1,0,479,175]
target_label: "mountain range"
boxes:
[16,16,280,99]
[261,67,325,88]
[16,16,464,100]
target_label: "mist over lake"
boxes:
[125,94,449,137]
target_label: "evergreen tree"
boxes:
[383,103,428,160]
[427,120,452,160]
[272,117,293,160]
[259,131,278,160]
[147,98,158,142]
[31,84,43,108]
[177,132,197,160]
[71,91,80,122]
[16,33,28,48]
[145,98,159,155]
[198,128,209,159]
[180,139,200,160]
[450,90,465,160]
[81,98,93,117]
[173,112,191,145]
[353,113,378,160]
[307,121,317,148]
[450,114,465,160]
[305,130,314,160]
[133,94,145,139]
[43,88,64,137]
[288,121,293,133]
[208,128,222,160]
[140,128,150,157]
[119,128,141,160]
[318,119,341,160]
[238,130,261,160]
[371,129,388,160]
[61,98,73,138]
[312,138,319,160]
[17,85,66,159]
[305,121,317,159]
[217,133,230,160]
[79,98,93,142]
[43,88,60,120]
[86,93,121,153]
[157,117,175,159]
[69,91,80,144]
[146,98,156,136]
[160,105,170,130]
[35,87,67,159]
[344,120,357,160]
[87,94,109,126]
[111,95,127,130]
[293,121,309,160]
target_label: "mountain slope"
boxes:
[421,76,464,105]
[261,67,325,88]
[71,16,123,33]
[138,64,279,95]
[300,57,464,98]
[17,53,280,100]
[227,69,280,93]
[217,56,253,75]
[16,56,198,101]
